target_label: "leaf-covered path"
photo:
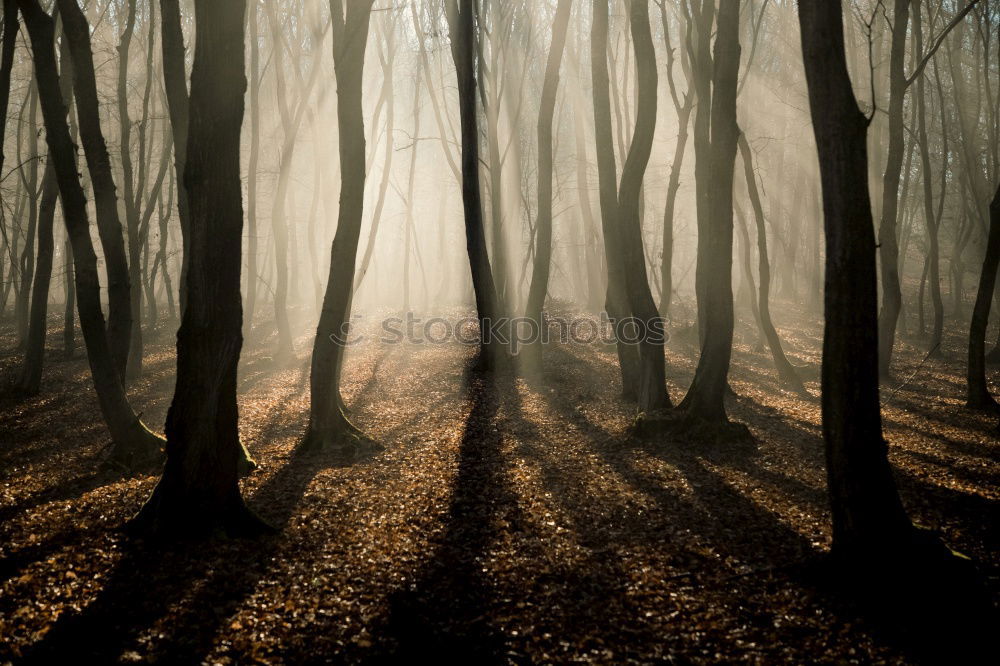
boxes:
[1,307,997,663]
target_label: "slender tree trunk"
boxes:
[591,0,638,400]
[15,160,57,394]
[58,0,134,381]
[62,230,75,357]
[0,0,18,179]
[614,0,669,413]
[679,0,741,424]
[159,0,190,315]
[914,7,944,356]
[15,83,39,349]
[447,0,502,367]
[798,0,914,559]
[966,185,1000,411]
[303,0,378,453]
[739,133,805,393]
[131,0,266,538]
[524,0,573,367]
[18,0,163,467]
[245,0,260,339]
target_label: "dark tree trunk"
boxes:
[302,0,377,453]
[798,0,914,558]
[966,186,1000,411]
[914,8,944,356]
[159,0,190,316]
[524,0,573,366]
[875,0,910,381]
[57,0,133,381]
[616,0,669,413]
[679,0,740,424]
[245,0,260,339]
[131,0,265,538]
[0,0,17,179]
[591,0,638,400]
[18,0,163,468]
[447,0,502,368]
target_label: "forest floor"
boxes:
[0,301,997,664]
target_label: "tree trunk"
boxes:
[798,0,914,559]
[159,0,190,316]
[679,0,740,424]
[302,0,378,453]
[14,158,57,394]
[914,8,944,356]
[447,0,502,368]
[614,0,669,413]
[524,0,573,367]
[738,133,805,394]
[966,185,1000,411]
[591,0,638,400]
[57,0,134,381]
[18,0,163,468]
[131,0,265,538]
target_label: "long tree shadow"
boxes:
[548,343,999,663]
[373,358,521,662]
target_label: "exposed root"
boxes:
[299,423,383,461]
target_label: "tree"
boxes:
[616,0,670,413]
[524,0,573,367]
[56,0,134,383]
[302,0,377,454]
[131,0,265,537]
[17,0,163,467]
[966,185,1000,411]
[591,0,639,400]
[159,0,190,316]
[447,0,503,368]
[678,0,740,424]
[798,0,916,558]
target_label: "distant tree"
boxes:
[798,0,916,557]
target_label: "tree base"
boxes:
[965,392,1000,414]
[127,488,274,540]
[630,408,756,452]
[104,424,166,471]
[826,525,996,663]
[300,421,383,461]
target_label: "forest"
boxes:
[0,0,997,662]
